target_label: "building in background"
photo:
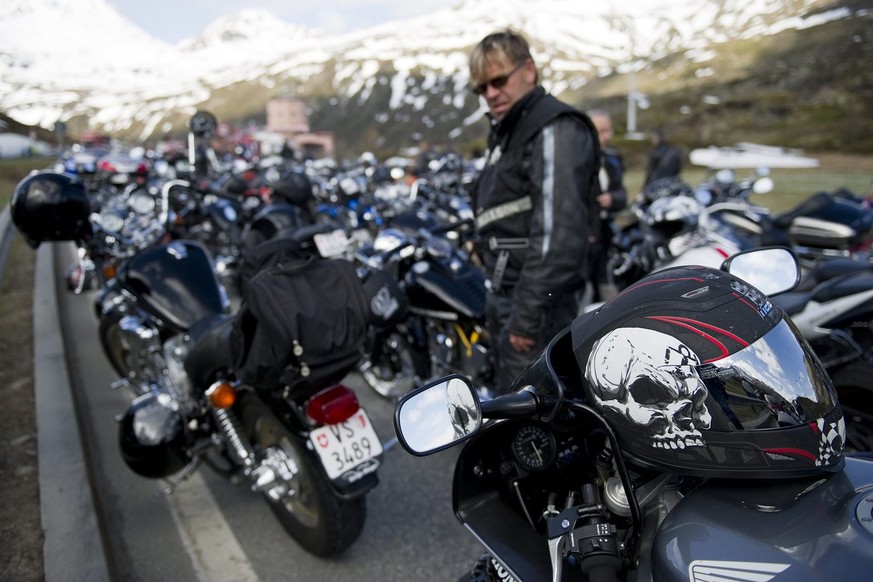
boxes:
[265,97,335,160]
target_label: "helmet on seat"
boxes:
[10,171,92,249]
[571,264,845,479]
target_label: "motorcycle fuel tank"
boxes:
[652,455,873,581]
[405,258,486,320]
[116,240,227,331]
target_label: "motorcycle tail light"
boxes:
[206,381,237,409]
[103,263,118,281]
[306,385,359,425]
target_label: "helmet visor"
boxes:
[695,317,837,431]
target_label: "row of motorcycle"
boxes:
[9,136,491,559]
[9,128,873,579]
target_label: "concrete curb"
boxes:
[0,205,111,581]
[0,204,12,280]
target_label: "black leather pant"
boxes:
[485,289,579,394]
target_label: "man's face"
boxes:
[475,54,536,122]
[592,114,613,148]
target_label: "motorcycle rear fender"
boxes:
[248,390,380,500]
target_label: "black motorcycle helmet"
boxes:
[10,171,92,249]
[118,393,189,479]
[272,170,314,207]
[572,265,845,479]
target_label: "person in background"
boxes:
[468,28,600,395]
[643,128,683,186]
[587,109,627,303]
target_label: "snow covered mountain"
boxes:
[0,0,858,152]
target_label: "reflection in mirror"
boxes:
[395,376,481,455]
[725,247,799,296]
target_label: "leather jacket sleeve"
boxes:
[507,115,598,337]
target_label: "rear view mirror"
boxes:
[394,375,481,456]
[721,247,800,296]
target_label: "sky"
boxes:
[107,0,448,44]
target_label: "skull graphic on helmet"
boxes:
[585,327,712,450]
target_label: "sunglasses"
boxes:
[472,62,524,96]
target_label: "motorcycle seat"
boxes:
[770,292,811,316]
[184,313,237,388]
[812,258,873,283]
[774,272,873,316]
[812,272,873,304]
[772,192,833,229]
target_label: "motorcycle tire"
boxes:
[98,316,136,379]
[239,394,365,556]
[360,330,428,399]
[831,361,873,453]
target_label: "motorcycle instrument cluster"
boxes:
[510,423,556,472]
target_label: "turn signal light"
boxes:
[103,263,118,281]
[206,381,237,409]
[306,384,359,425]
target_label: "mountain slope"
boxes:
[0,0,869,155]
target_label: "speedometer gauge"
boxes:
[511,424,556,471]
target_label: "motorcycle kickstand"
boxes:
[156,457,203,497]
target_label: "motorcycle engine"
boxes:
[432,326,490,379]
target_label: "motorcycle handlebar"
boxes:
[479,388,538,420]
[428,217,475,236]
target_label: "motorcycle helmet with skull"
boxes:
[571,264,845,479]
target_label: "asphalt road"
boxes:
[42,240,484,581]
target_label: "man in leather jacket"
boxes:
[469,29,600,394]
[588,109,627,303]
[644,129,683,186]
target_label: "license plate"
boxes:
[309,409,382,480]
[314,229,349,257]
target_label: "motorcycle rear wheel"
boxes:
[360,331,427,399]
[831,361,873,453]
[239,395,365,556]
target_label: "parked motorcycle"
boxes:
[597,177,873,452]
[354,215,489,399]
[606,177,747,291]
[10,171,386,557]
[695,168,873,262]
[394,247,866,582]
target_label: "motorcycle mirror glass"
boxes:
[393,374,482,456]
[753,176,774,195]
[722,247,800,295]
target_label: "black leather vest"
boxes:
[473,88,598,288]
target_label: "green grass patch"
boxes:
[0,158,54,210]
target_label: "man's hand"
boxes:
[509,333,534,352]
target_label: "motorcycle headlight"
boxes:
[129,192,156,214]
[100,210,125,233]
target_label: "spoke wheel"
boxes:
[239,395,365,556]
[360,331,423,399]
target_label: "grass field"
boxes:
[0,157,54,210]
[623,153,873,214]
